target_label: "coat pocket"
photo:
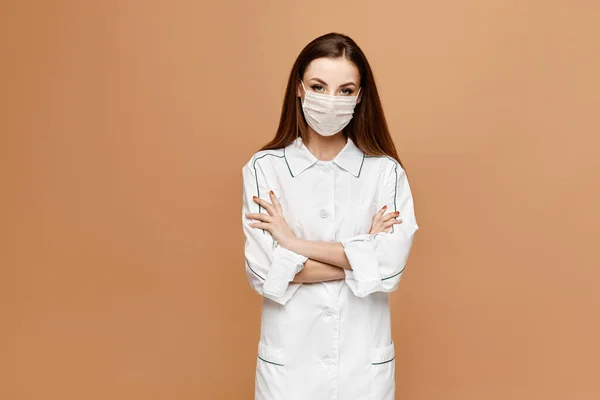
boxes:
[369,340,396,400]
[255,341,288,400]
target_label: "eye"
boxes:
[340,88,354,95]
[311,85,324,92]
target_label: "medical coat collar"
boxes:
[284,136,365,178]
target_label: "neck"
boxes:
[303,128,347,161]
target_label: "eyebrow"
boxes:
[309,77,357,88]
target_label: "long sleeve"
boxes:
[341,161,419,298]
[241,160,307,305]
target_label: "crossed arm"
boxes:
[242,160,419,304]
[246,191,402,283]
[293,258,346,283]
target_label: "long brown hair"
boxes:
[259,32,404,170]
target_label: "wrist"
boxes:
[281,237,301,254]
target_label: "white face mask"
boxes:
[300,80,361,137]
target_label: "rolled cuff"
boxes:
[341,234,384,297]
[262,244,308,299]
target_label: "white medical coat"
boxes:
[241,136,419,400]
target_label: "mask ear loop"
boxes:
[297,80,305,139]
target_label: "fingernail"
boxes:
[270,190,274,195]
[395,211,400,215]
[252,196,257,199]
[382,205,387,209]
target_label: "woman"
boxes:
[241,32,419,400]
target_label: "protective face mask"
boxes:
[300,80,361,137]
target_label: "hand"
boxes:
[369,205,402,235]
[246,190,298,249]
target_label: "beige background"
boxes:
[2,1,599,399]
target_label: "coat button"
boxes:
[322,165,331,173]
[325,308,335,316]
[320,209,329,219]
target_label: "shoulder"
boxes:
[363,154,405,177]
[242,148,285,172]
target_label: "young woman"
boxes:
[241,32,419,400]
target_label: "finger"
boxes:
[382,211,401,222]
[269,190,283,215]
[383,219,402,228]
[249,221,269,230]
[245,212,274,223]
[372,205,387,221]
[252,196,275,216]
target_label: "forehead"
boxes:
[303,57,360,85]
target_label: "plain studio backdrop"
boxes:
[1,1,599,399]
